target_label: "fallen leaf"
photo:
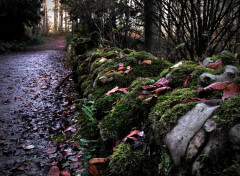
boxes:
[198,81,232,92]
[155,78,169,87]
[60,169,71,176]
[118,67,125,71]
[14,97,21,101]
[203,99,223,106]
[144,96,158,104]
[106,86,119,96]
[183,75,191,87]
[139,60,152,65]
[46,147,57,154]
[1,99,10,104]
[99,57,107,63]
[113,140,121,152]
[123,130,141,142]
[124,69,132,74]
[222,84,240,100]
[47,166,60,176]
[25,145,35,150]
[17,164,25,171]
[89,158,109,164]
[104,70,116,75]
[198,61,203,66]
[184,98,205,104]
[142,85,157,90]
[88,165,99,176]
[153,87,171,94]
[209,59,222,70]
[7,86,14,89]
[170,61,183,69]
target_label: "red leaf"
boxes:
[184,98,205,104]
[119,87,128,94]
[155,78,169,87]
[138,91,153,99]
[105,70,117,75]
[123,130,141,142]
[183,75,191,87]
[139,60,152,65]
[199,81,232,92]
[153,87,171,94]
[89,157,109,164]
[142,85,157,90]
[106,86,128,95]
[209,59,222,70]
[198,61,203,66]
[88,165,99,176]
[124,69,132,74]
[118,66,125,71]
[7,86,14,89]
[60,169,71,176]
[106,86,119,95]
[113,140,121,152]
[144,96,158,104]
[47,166,60,176]
[222,84,240,100]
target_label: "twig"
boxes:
[55,72,74,90]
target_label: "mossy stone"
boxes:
[109,143,144,176]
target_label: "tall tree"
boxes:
[54,0,59,33]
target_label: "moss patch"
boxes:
[149,88,198,144]
[109,143,144,176]
[215,95,240,129]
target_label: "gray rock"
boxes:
[203,116,217,132]
[164,103,219,165]
[186,129,206,161]
[228,124,240,145]
[202,57,214,67]
[199,65,239,85]
[192,132,228,176]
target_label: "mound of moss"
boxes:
[108,143,144,176]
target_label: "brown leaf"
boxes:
[89,158,109,164]
[144,96,158,104]
[7,86,14,89]
[153,87,171,94]
[47,166,60,176]
[198,61,203,66]
[124,69,132,74]
[46,147,57,154]
[106,86,119,96]
[139,60,152,65]
[222,84,240,100]
[104,70,116,75]
[88,165,99,176]
[183,75,191,87]
[209,59,222,70]
[199,81,232,92]
[203,99,223,106]
[60,169,71,176]
[118,66,125,71]
[155,77,169,87]
[184,98,205,104]
[142,85,157,90]
[123,130,141,142]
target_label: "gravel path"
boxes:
[0,37,71,175]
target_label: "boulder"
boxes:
[228,123,240,145]
[199,65,239,85]
[164,103,219,165]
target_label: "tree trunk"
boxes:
[59,3,63,33]
[54,0,59,33]
[144,0,158,55]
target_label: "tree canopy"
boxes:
[0,0,43,41]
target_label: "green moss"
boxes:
[149,88,198,144]
[99,78,153,141]
[95,92,123,119]
[215,95,240,129]
[217,51,238,66]
[220,160,240,176]
[233,76,240,84]
[122,48,134,54]
[109,143,144,176]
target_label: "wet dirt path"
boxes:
[0,37,72,175]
